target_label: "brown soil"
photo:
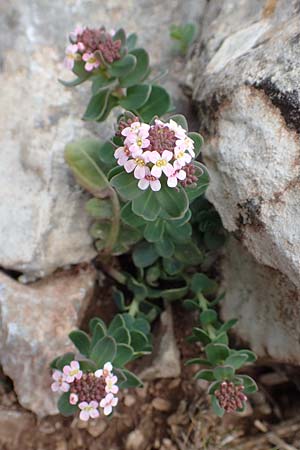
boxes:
[1,280,300,450]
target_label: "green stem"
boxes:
[197,292,216,340]
[128,297,139,317]
[101,264,127,285]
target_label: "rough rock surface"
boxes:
[0,0,203,277]
[0,266,96,416]
[139,305,181,380]
[188,0,300,361]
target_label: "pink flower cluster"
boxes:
[51,361,119,420]
[114,119,195,191]
[215,381,247,413]
[64,26,121,72]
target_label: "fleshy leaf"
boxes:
[120,84,152,109]
[120,48,149,87]
[137,85,171,122]
[69,330,91,357]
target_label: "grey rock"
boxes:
[188,0,300,361]
[0,0,203,277]
[0,266,96,416]
[139,304,181,380]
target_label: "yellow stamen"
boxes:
[156,159,167,167]
[135,158,145,167]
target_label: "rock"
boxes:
[124,394,136,407]
[87,418,107,437]
[0,266,96,416]
[188,0,300,362]
[126,429,146,450]
[0,408,35,448]
[139,305,181,380]
[152,398,172,412]
[0,0,202,277]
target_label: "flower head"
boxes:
[95,362,113,379]
[82,52,100,72]
[124,154,149,180]
[215,381,247,413]
[166,162,186,187]
[79,400,100,421]
[138,167,161,192]
[105,375,119,394]
[51,370,70,393]
[114,146,131,166]
[64,44,79,70]
[100,393,118,416]
[148,150,173,178]
[124,125,151,156]
[63,360,83,383]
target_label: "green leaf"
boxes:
[113,344,134,367]
[86,198,113,219]
[211,395,225,417]
[56,353,75,371]
[188,132,203,157]
[161,286,188,301]
[186,162,210,202]
[130,330,149,352]
[98,140,116,167]
[191,273,218,295]
[50,356,60,369]
[58,393,78,417]
[127,276,148,298]
[59,76,88,87]
[213,365,235,381]
[108,54,137,77]
[111,326,131,345]
[219,319,238,334]
[119,369,143,388]
[183,299,200,310]
[144,219,164,242]
[126,33,138,51]
[225,353,248,370]
[120,84,152,109]
[91,74,116,95]
[89,318,107,334]
[64,139,110,198]
[132,241,159,268]
[208,381,221,395]
[200,309,218,325]
[137,85,171,122]
[194,369,215,381]
[155,237,175,258]
[205,343,230,365]
[191,328,211,345]
[82,89,110,121]
[108,314,126,335]
[91,322,107,349]
[121,202,145,228]
[185,358,212,367]
[168,114,188,130]
[111,172,143,201]
[120,48,149,87]
[113,289,127,312]
[162,258,184,275]
[77,358,97,372]
[90,336,117,368]
[132,189,161,221]
[235,375,258,394]
[213,332,229,345]
[174,241,203,265]
[236,349,257,363]
[156,185,188,220]
[98,94,119,122]
[132,318,151,335]
[165,222,192,243]
[113,28,126,45]
[69,330,91,357]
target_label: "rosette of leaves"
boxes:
[185,273,258,416]
[61,28,171,122]
[169,23,198,55]
[51,313,152,416]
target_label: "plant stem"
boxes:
[128,297,139,317]
[101,264,127,285]
[198,292,216,340]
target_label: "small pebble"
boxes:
[124,394,136,407]
[87,419,107,437]
[126,429,145,450]
[152,398,172,412]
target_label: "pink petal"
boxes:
[124,159,136,173]
[79,402,88,409]
[114,147,124,158]
[162,164,174,177]
[167,176,177,188]
[148,151,160,164]
[104,362,113,372]
[111,385,119,394]
[150,179,161,191]
[61,382,70,392]
[64,57,74,70]
[111,397,119,407]
[141,138,150,148]
[52,370,62,381]
[134,165,146,179]
[99,398,106,408]
[79,410,90,421]
[90,401,99,408]
[138,178,149,190]
[177,170,186,180]
[85,62,94,72]
[51,382,59,392]
[151,165,162,178]
[75,370,83,380]
[103,405,112,416]
[90,409,100,419]
[121,127,132,137]
[162,150,173,161]
[63,366,70,375]
[82,53,91,62]
[95,369,103,378]
[71,361,79,370]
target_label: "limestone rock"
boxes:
[0,266,96,416]
[0,0,202,277]
[139,305,181,380]
[188,0,300,361]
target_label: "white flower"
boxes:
[63,361,82,383]
[174,147,192,167]
[176,136,195,157]
[138,167,161,192]
[69,393,79,405]
[124,155,148,179]
[64,44,79,70]
[148,150,173,178]
[100,393,118,416]
[79,401,99,421]
[51,370,70,393]
[95,362,113,378]
[166,161,186,187]
[168,119,187,139]
[114,146,131,166]
[105,375,119,394]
